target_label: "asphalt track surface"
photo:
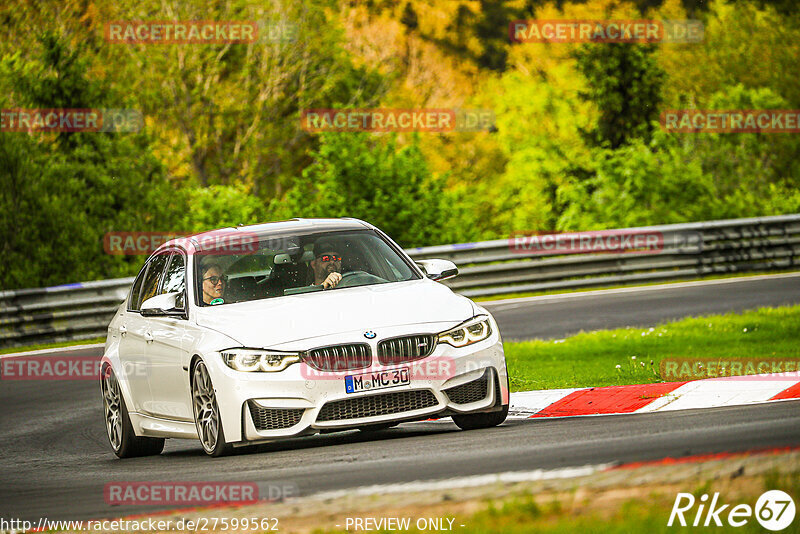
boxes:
[484,273,800,340]
[2,274,800,521]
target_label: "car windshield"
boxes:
[194,229,419,306]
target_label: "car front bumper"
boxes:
[209,333,508,444]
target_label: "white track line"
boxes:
[482,271,800,310]
[308,464,613,502]
[0,343,104,359]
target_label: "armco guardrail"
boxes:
[410,214,800,298]
[2,214,799,348]
[0,278,134,348]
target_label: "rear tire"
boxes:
[101,366,165,458]
[452,372,509,431]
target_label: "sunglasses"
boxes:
[317,254,341,262]
[203,275,227,285]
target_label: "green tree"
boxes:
[275,132,453,247]
[105,0,386,197]
[400,3,419,32]
[474,0,511,71]
[557,84,800,230]
[0,33,178,288]
[557,132,718,230]
[657,1,800,109]
[689,84,800,217]
[574,43,666,149]
[180,184,270,232]
[482,67,593,235]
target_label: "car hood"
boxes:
[193,279,475,348]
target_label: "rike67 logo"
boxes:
[669,490,796,530]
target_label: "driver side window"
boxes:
[162,252,186,309]
[128,265,148,312]
[137,252,170,310]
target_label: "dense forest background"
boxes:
[1,0,798,289]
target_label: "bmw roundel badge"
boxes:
[363,331,376,339]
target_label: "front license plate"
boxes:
[345,367,410,394]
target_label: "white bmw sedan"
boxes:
[101,218,509,457]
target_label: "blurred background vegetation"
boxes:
[0,0,798,289]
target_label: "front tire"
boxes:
[101,366,165,458]
[452,372,509,430]
[191,360,233,457]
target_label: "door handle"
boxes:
[144,331,154,343]
[119,325,127,336]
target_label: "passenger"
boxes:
[200,263,227,304]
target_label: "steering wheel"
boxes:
[335,270,384,288]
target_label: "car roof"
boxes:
[157,218,375,254]
[226,217,373,237]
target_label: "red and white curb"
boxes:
[509,376,800,419]
[421,376,800,423]
[4,344,799,420]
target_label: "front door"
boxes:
[143,251,193,421]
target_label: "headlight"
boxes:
[437,317,492,348]
[220,348,301,372]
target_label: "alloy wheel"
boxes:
[192,361,220,453]
[101,369,123,452]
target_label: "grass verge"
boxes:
[503,305,800,391]
[455,485,797,534]
[310,456,800,534]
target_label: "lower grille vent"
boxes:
[444,372,490,404]
[317,390,438,421]
[248,402,304,430]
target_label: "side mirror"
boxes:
[141,292,186,318]
[416,259,458,282]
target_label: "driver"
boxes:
[310,241,343,289]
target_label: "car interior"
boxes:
[193,230,417,306]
